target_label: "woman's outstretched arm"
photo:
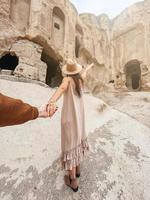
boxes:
[47,77,70,116]
[81,63,94,80]
[48,77,70,103]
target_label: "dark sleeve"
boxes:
[0,93,39,127]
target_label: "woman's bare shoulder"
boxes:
[62,76,71,82]
[62,77,72,86]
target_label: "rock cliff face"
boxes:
[0,0,150,91]
[111,0,150,91]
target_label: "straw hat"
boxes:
[62,59,82,75]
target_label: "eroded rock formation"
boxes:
[0,0,150,90]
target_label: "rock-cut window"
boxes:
[54,23,60,30]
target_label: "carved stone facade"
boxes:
[0,0,150,91]
[111,0,150,91]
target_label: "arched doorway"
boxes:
[124,60,141,90]
[0,53,19,72]
[79,48,92,66]
[52,7,65,49]
[75,24,83,58]
[75,36,80,58]
[41,50,62,88]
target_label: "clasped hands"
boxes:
[38,101,58,118]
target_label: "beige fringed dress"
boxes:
[61,79,89,170]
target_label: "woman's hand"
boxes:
[38,103,57,118]
[47,101,58,117]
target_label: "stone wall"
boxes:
[111,0,150,91]
[0,0,150,91]
[12,40,47,82]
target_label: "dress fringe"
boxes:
[61,138,89,170]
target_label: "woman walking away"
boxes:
[48,59,93,192]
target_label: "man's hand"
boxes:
[38,104,49,118]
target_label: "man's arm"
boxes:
[0,93,39,127]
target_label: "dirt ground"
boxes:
[97,91,150,128]
[0,79,150,200]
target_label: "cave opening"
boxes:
[0,53,19,71]
[41,51,62,87]
[125,60,141,91]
